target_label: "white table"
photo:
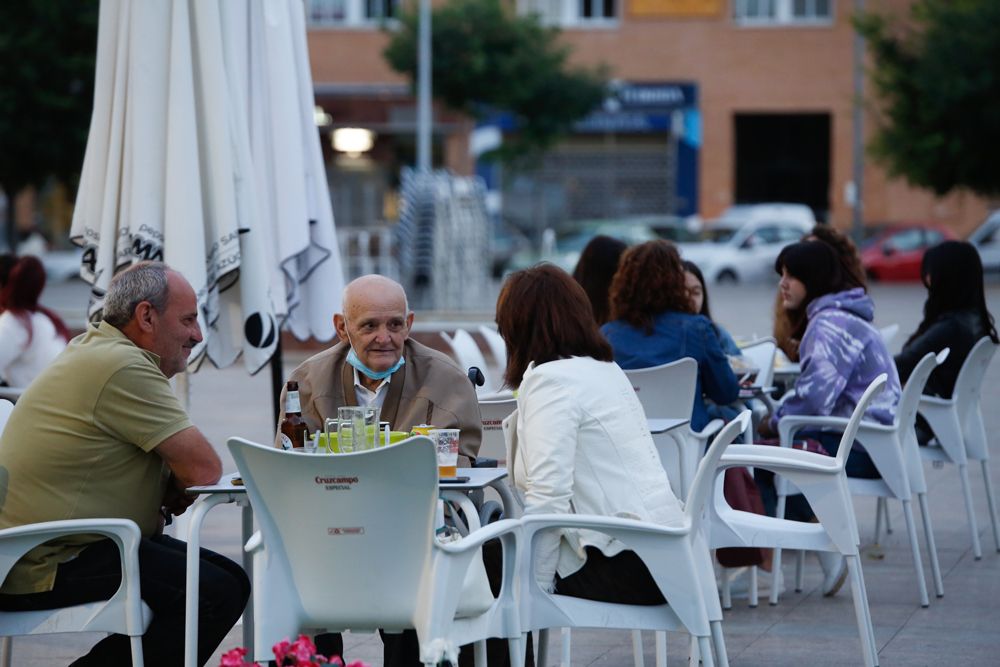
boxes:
[647,418,689,435]
[184,473,253,667]
[184,466,519,667]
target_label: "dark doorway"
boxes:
[734,113,830,221]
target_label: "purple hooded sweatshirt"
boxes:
[772,288,901,429]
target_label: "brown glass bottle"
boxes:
[279,381,309,450]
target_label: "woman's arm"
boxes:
[773,315,856,423]
[698,319,740,405]
[518,368,581,589]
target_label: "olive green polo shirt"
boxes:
[0,322,192,594]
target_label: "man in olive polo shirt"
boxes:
[0,261,249,666]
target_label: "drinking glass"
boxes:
[337,406,380,452]
[430,428,460,478]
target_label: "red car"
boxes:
[861,224,955,281]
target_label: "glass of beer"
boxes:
[430,428,460,478]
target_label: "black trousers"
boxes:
[0,534,250,667]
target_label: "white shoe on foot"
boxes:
[817,551,848,597]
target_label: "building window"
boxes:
[732,0,831,25]
[518,0,618,27]
[307,0,398,26]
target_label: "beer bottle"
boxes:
[279,381,308,451]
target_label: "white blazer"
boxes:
[504,356,684,589]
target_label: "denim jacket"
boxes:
[602,311,740,431]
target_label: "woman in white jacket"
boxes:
[0,256,71,387]
[496,264,685,602]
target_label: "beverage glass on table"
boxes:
[430,428,460,478]
[337,406,380,452]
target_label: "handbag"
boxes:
[716,467,768,567]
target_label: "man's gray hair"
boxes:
[102,261,171,328]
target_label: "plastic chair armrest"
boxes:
[918,395,952,408]
[692,419,724,441]
[0,519,141,596]
[434,518,521,555]
[720,444,841,475]
[777,415,851,445]
[244,529,263,554]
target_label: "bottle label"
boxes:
[286,391,301,414]
[279,434,294,450]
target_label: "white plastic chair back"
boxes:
[878,323,900,349]
[739,337,777,389]
[686,412,751,531]
[623,358,697,420]
[896,350,948,492]
[441,330,496,393]
[0,400,13,436]
[229,437,437,632]
[479,397,516,462]
[478,325,507,378]
[954,337,998,461]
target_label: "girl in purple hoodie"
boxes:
[757,240,902,594]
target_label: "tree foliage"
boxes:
[855,0,1000,197]
[0,1,98,246]
[383,0,608,164]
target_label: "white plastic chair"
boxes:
[228,436,523,666]
[917,337,1000,558]
[623,358,725,500]
[708,376,887,667]
[520,413,749,667]
[0,400,12,434]
[0,389,23,405]
[478,325,507,379]
[478,397,517,464]
[770,352,948,607]
[0,519,151,667]
[738,337,777,392]
[441,330,498,394]
[878,323,900,349]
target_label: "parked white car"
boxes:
[678,205,815,283]
[968,209,1000,273]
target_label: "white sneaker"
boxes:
[817,551,848,597]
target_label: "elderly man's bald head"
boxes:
[334,275,414,383]
[341,274,409,317]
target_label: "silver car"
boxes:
[678,217,813,284]
[968,210,1000,273]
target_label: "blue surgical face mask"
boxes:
[347,345,405,381]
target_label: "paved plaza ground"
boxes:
[10,279,1000,665]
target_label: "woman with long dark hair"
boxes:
[759,240,901,595]
[895,240,998,398]
[0,256,71,387]
[773,225,867,361]
[602,240,739,432]
[497,264,683,604]
[571,235,628,326]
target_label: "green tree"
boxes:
[384,0,608,164]
[0,1,99,250]
[855,0,1000,197]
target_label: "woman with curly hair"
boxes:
[602,240,739,431]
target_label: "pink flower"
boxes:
[291,634,317,662]
[272,638,292,663]
[219,647,251,667]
